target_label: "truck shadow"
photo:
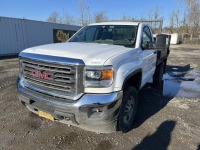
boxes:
[132,120,176,150]
[133,64,192,129]
[133,82,173,129]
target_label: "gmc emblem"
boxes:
[31,70,54,81]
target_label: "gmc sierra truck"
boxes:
[17,21,170,133]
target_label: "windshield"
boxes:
[69,25,137,48]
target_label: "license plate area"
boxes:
[38,110,54,121]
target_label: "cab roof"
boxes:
[89,21,140,26]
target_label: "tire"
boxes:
[153,62,164,85]
[117,86,138,133]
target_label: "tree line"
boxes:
[167,0,200,38]
[47,0,200,38]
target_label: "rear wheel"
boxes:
[117,86,138,133]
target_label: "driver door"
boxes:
[140,26,157,86]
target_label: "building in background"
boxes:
[0,17,81,56]
[170,33,181,45]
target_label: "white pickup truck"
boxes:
[17,21,170,133]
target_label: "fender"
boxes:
[113,57,143,91]
[122,69,142,89]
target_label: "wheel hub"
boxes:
[123,96,135,125]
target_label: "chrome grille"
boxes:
[20,58,84,100]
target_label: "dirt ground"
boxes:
[0,44,200,150]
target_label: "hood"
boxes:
[22,42,132,65]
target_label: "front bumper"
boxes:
[18,81,123,133]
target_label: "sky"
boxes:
[0,0,185,26]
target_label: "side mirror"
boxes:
[155,34,171,51]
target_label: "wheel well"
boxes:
[123,72,142,91]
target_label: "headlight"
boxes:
[84,66,114,87]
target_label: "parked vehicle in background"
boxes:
[17,20,171,133]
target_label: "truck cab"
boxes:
[17,21,170,133]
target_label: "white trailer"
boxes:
[170,33,181,44]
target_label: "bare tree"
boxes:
[174,8,180,28]
[47,11,76,25]
[148,8,153,20]
[94,12,108,23]
[121,14,133,20]
[169,12,175,33]
[167,0,186,34]
[62,12,75,25]
[152,5,160,31]
[185,0,200,37]
[78,0,89,26]
[145,5,161,30]
[47,11,59,23]
[86,6,92,24]
[178,9,188,38]
[154,5,160,19]
[169,8,181,33]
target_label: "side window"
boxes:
[142,26,152,44]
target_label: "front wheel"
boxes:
[117,86,138,133]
